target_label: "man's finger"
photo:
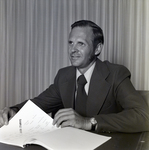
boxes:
[54,108,73,117]
[0,115,4,127]
[2,108,9,125]
[55,114,75,127]
[60,120,75,128]
[53,108,74,125]
[9,109,16,120]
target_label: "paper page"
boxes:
[0,100,59,147]
[32,127,111,150]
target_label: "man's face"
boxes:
[68,27,95,73]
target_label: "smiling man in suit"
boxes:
[0,20,149,133]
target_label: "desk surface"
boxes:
[0,132,148,150]
[96,132,149,150]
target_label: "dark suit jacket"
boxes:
[12,59,149,133]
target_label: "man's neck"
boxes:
[78,59,96,74]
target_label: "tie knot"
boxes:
[77,75,87,85]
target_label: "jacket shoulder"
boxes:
[54,66,76,84]
[101,60,131,88]
[103,60,131,77]
[58,66,75,75]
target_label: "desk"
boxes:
[0,132,148,150]
[96,132,149,150]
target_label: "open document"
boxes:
[0,100,111,150]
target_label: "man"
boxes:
[0,20,148,133]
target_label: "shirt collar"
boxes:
[76,62,96,82]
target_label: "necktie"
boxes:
[75,75,87,116]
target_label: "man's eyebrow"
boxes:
[68,40,73,44]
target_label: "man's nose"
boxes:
[71,44,78,52]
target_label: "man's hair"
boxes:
[71,20,104,51]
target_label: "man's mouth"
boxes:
[71,55,80,60]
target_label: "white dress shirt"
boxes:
[76,62,96,95]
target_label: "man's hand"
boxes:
[0,107,16,127]
[53,108,91,130]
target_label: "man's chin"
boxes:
[70,60,81,66]
[71,63,80,67]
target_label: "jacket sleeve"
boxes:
[11,70,64,115]
[95,67,149,133]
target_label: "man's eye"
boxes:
[68,41,73,45]
[78,42,85,46]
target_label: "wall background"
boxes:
[0,0,149,109]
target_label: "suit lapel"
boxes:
[59,60,111,117]
[60,67,76,108]
[86,60,111,116]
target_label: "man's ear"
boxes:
[95,43,103,56]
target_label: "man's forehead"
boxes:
[69,26,93,39]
